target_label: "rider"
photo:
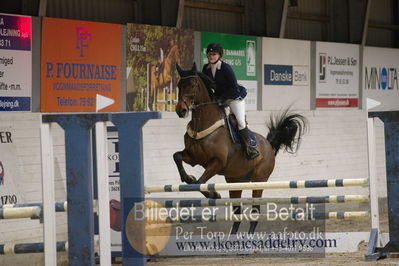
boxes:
[155,47,164,80]
[202,43,259,159]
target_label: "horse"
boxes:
[173,63,308,234]
[148,44,180,110]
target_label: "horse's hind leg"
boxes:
[229,190,242,235]
[248,189,263,234]
[173,151,197,184]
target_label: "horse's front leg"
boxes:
[173,151,197,184]
[196,159,223,199]
[174,151,222,199]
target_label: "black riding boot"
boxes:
[239,127,260,159]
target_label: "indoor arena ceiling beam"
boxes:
[184,0,244,14]
[38,0,47,17]
[176,0,185,28]
[361,0,371,46]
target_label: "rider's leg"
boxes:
[229,99,259,159]
[229,99,246,130]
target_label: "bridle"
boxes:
[178,75,218,110]
[178,75,225,140]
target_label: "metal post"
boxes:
[176,0,185,28]
[361,0,372,46]
[279,0,289,38]
[38,0,47,17]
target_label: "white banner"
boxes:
[0,14,32,111]
[262,37,311,110]
[0,50,32,97]
[0,128,25,205]
[315,42,359,108]
[107,128,121,252]
[240,80,257,108]
[363,46,399,111]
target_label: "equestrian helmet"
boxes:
[206,43,223,56]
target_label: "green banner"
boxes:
[201,32,257,80]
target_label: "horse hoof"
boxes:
[212,192,221,199]
[186,175,197,184]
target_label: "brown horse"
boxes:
[148,44,180,110]
[173,63,308,234]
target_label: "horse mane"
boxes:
[197,71,216,100]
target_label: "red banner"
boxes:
[316,98,358,108]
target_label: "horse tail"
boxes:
[266,109,308,155]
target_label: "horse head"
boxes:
[175,63,199,118]
[168,44,180,63]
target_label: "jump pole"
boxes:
[0,241,68,255]
[1,201,67,211]
[154,195,369,208]
[0,206,41,219]
[145,178,368,194]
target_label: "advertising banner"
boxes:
[41,18,121,112]
[264,65,308,86]
[107,127,121,252]
[201,32,258,110]
[126,24,194,111]
[262,37,310,110]
[363,46,399,111]
[0,14,32,111]
[315,42,359,108]
[0,128,25,206]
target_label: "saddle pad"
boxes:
[226,116,240,144]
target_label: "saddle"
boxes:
[223,108,258,149]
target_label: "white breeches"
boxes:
[228,99,246,130]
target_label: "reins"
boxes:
[191,101,219,109]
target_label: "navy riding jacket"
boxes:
[202,61,247,102]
